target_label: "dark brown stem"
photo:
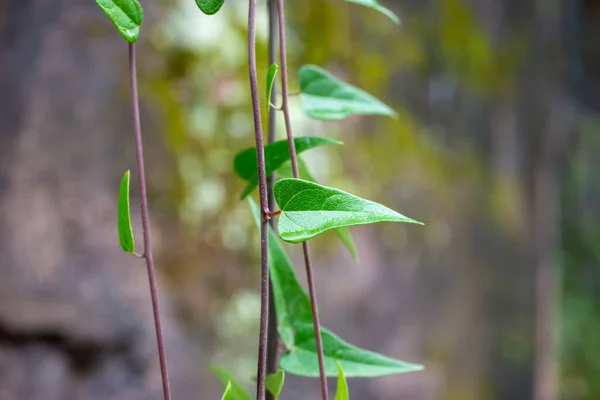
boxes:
[276,1,329,399]
[128,43,172,400]
[265,1,280,397]
[247,1,270,399]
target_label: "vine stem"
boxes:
[247,1,270,399]
[266,1,280,395]
[276,1,329,399]
[128,43,172,400]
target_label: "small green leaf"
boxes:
[346,0,400,24]
[279,324,423,377]
[195,0,225,15]
[93,0,143,43]
[210,366,252,400]
[265,369,285,398]
[249,199,423,377]
[335,362,350,400]
[274,178,422,243]
[277,159,359,262]
[118,170,135,253]
[221,381,234,400]
[267,64,279,108]
[299,65,397,121]
[234,137,342,199]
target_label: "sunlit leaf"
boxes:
[210,366,252,400]
[274,178,422,243]
[299,65,397,121]
[234,137,342,199]
[335,362,350,400]
[195,0,225,15]
[118,170,135,253]
[221,382,234,400]
[346,0,400,24]
[265,369,285,398]
[93,0,143,43]
[249,199,423,377]
[278,159,359,262]
[267,63,279,108]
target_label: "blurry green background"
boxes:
[0,0,598,399]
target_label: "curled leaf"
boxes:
[118,170,135,253]
[93,0,143,43]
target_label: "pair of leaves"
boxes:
[346,0,399,24]
[196,0,225,15]
[212,365,284,399]
[250,199,423,377]
[93,0,143,43]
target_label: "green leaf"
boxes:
[346,0,400,24]
[93,0,143,43]
[335,362,350,400]
[280,323,424,377]
[299,65,397,121]
[210,366,252,400]
[265,369,285,398]
[221,382,234,400]
[118,170,135,253]
[274,178,422,243]
[249,199,423,377]
[195,0,225,15]
[277,159,359,262]
[267,63,279,108]
[234,136,342,199]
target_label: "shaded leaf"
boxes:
[234,137,342,199]
[335,362,350,400]
[278,159,359,262]
[346,0,400,24]
[274,178,422,243]
[210,365,252,400]
[265,369,285,398]
[267,63,279,107]
[93,0,143,43]
[195,0,225,15]
[299,65,397,121]
[249,199,424,377]
[118,170,135,253]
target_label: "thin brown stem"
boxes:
[128,43,172,400]
[276,1,329,399]
[265,1,280,397]
[247,1,270,399]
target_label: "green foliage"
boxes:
[346,0,399,24]
[298,65,397,121]
[267,64,279,107]
[210,366,252,400]
[274,178,422,243]
[195,0,225,15]
[335,362,350,400]
[93,0,143,43]
[250,199,423,377]
[265,369,285,398]
[117,170,135,253]
[277,158,359,262]
[234,137,342,199]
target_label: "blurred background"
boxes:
[0,0,598,399]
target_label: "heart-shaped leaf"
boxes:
[249,199,423,377]
[210,366,252,400]
[267,63,279,108]
[277,159,359,262]
[335,362,350,400]
[118,170,135,253]
[234,136,342,199]
[346,0,400,24]
[93,0,143,43]
[274,178,422,243]
[196,0,225,15]
[265,369,285,398]
[299,65,397,121]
